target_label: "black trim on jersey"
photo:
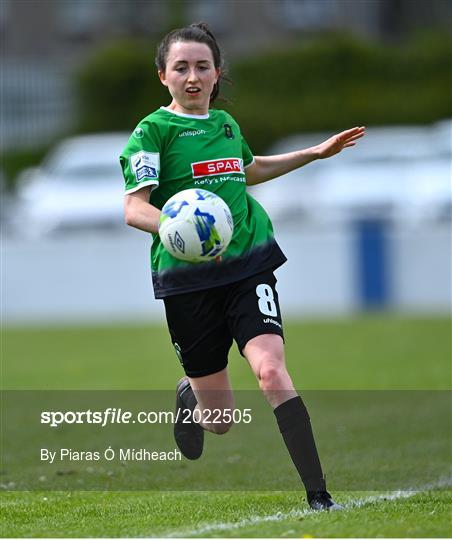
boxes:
[152,239,287,299]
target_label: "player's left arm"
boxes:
[245,126,365,186]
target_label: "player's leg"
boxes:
[173,368,234,460]
[243,334,327,493]
[228,270,342,510]
[188,367,235,434]
[242,333,297,407]
[164,285,235,459]
[243,334,341,508]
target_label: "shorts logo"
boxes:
[191,158,244,178]
[130,151,159,182]
[173,342,183,365]
[263,317,282,329]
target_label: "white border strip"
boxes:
[165,477,452,538]
[124,179,159,195]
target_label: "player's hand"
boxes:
[315,126,366,159]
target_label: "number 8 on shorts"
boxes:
[256,283,278,317]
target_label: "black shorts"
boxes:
[163,269,284,378]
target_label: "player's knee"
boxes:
[259,362,288,391]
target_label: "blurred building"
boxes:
[1,0,451,150]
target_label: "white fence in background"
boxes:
[3,222,450,325]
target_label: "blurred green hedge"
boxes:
[4,31,450,189]
[75,32,451,154]
[75,39,167,134]
[229,33,451,152]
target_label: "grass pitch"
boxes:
[1,315,451,537]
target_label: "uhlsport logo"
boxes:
[263,317,282,329]
[191,158,244,178]
[179,129,207,137]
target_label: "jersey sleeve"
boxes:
[241,134,254,168]
[120,122,161,195]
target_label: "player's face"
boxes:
[159,41,220,115]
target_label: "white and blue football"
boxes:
[159,189,233,262]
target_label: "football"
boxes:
[159,188,234,262]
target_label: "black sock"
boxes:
[274,395,326,492]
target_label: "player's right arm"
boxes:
[124,187,161,234]
[121,119,163,234]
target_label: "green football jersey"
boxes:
[120,107,286,298]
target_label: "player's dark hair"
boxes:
[155,22,227,104]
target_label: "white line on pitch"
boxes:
[164,477,452,538]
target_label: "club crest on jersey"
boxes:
[191,158,244,178]
[223,123,234,139]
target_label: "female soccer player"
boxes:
[120,22,365,511]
